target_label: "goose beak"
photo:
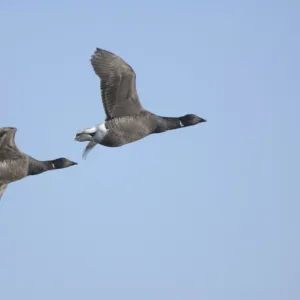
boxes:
[200,118,207,123]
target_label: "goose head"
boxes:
[51,158,77,169]
[179,114,207,127]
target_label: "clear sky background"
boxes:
[0,1,299,299]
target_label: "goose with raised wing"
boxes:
[0,127,77,199]
[75,48,207,158]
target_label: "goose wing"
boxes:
[0,127,23,162]
[91,48,144,120]
[0,127,18,149]
[0,128,24,200]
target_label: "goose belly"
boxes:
[100,126,152,147]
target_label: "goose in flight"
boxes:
[75,48,206,158]
[0,127,77,199]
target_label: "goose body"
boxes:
[75,48,206,158]
[0,127,77,199]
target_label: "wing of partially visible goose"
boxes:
[0,128,23,200]
[91,48,144,120]
[0,127,18,150]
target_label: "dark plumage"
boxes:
[0,127,77,199]
[75,48,206,158]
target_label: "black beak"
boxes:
[200,118,207,123]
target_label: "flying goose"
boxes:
[75,48,206,158]
[0,127,77,199]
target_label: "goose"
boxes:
[75,48,206,158]
[0,127,77,199]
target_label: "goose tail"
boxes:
[74,126,96,142]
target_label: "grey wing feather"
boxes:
[90,48,144,120]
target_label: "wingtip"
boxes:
[91,48,101,61]
[1,127,17,133]
[94,48,102,55]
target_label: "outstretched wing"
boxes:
[91,48,144,120]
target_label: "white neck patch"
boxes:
[180,121,184,127]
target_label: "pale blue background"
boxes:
[0,1,299,299]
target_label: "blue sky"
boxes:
[0,1,299,299]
